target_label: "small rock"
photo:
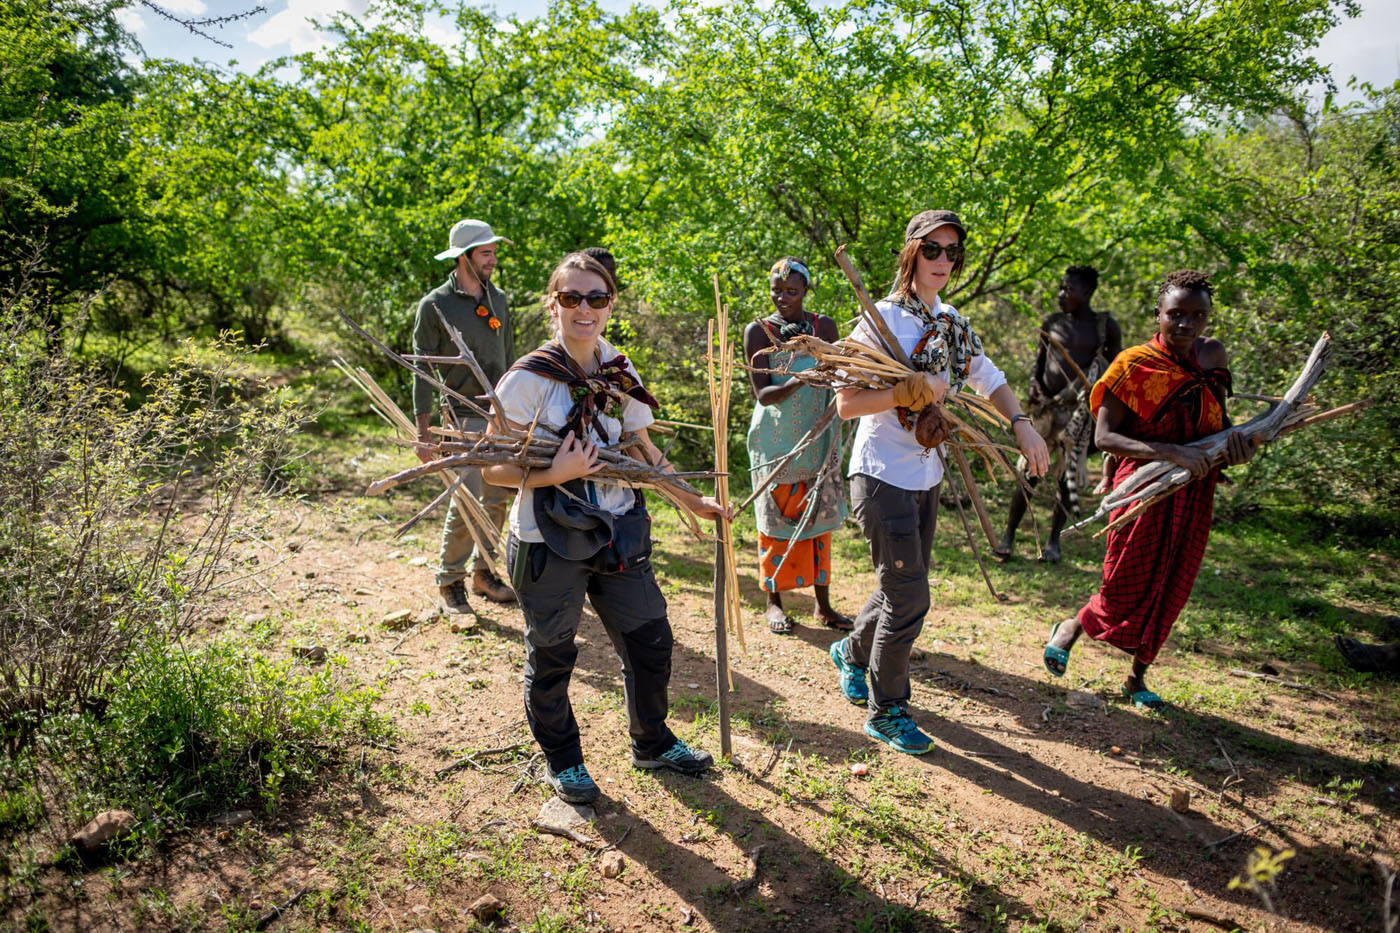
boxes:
[354,587,375,596]
[386,550,404,560]
[1109,746,1123,756]
[243,613,267,626]
[1170,788,1192,814]
[382,609,414,630]
[536,797,594,835]
[686,683,701,689]
[345,631,370,644]
[1066,690,1106,710]
[450,620,475,634]
[70,810,137,854]
[411,904,431,916]
[599,850,625,878]
[287,540,303,552]
[304,571,316,579]
[849,762,869,777]
[409,556,429,567]
[292,645,327,663]
[211,810,254,827]
[469,893,505,922]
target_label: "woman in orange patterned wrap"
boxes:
[1043,270,1257,712]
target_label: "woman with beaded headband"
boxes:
[744,257,853,636]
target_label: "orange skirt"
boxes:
[757,481,832,593]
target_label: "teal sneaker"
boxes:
[544,763,600,803]
[632,739,713,775]
[864,707,933,755]
[829,637,869,706]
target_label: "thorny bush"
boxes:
[0,276,304,752]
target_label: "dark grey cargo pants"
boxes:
[507,534,678,771]
[846,473,940,717]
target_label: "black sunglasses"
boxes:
[552,290,612,310]
[919,241,965,262]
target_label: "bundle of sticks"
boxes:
[338,308,722,547]
[750,328,1018,479]
[1066,332,1370,536]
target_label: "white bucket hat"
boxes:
[434,218,513,261]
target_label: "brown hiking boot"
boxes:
[439,580,471,614]
[471,567,517,604]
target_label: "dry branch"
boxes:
[1065,333,1361,537]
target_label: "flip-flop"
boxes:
[991,546,1013,563]
[768,614,795,636]
[819,612,856,632]
[1121,683,1167,712]
[1043,622,1070,677]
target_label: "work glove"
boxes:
[892,373,934,411]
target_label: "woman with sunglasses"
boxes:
[829,210,1050,755]
[744,257,853,636]
[483,251,729,804]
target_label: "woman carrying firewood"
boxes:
[830,210,1050,755]
[1043,270,1256,712]
[744,257,854,636]
[482,251,730,804]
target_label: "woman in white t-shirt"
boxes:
[483,251,729,804]
[829,210,1050,755]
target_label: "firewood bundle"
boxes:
[338,309,723,549]
[1066,332,1369,536]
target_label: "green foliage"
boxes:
[44,638,388,821]
[0,272,305,748]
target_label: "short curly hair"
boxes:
[1156,269,1213,306]
[1064,265,1098,294]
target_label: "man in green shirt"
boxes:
[413,219,517,611]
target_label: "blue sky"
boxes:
[121,0,1399,99]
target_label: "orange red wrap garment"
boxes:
[1076,335,1231,664]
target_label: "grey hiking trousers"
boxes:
[846,473,939,717]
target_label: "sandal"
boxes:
[768,614,795,636]
[1120,683,1167,712]
[818,612,855,632]
[1043,621,1071,677]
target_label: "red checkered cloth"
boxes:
[1076,338,1229,664]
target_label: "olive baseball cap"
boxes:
[905,210,966,241]
[434,219,513,261]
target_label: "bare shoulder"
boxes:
[1196,338,1229,369]
[744,319,775,348]
[814,313,839,342]
[1041,312,1071,334]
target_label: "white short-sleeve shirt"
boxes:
[846,296,1007,491]
[494,337,656,543]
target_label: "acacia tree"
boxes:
[596,0,1354,319]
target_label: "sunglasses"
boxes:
[919,241,965,262]
[551,290,613,310]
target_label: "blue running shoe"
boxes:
[829,637,869,706]
[864,707,933,755]
[544,763,600,803]
[632,739,714,775]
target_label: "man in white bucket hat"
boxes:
[413,219,518,610]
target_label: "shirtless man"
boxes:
[995,265,1121,563]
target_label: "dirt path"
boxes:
[57,482,1400,932]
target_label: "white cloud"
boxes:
[247,0,370,54]
[159,0,209,14]
[423,13,463,52]
[1315,2,1400,97]
[115,7,147,36]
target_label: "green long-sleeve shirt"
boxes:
[411,273,514,418]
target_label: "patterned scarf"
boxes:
[1090,334,1231,438]
[509,341,659,444]
[887,293,984,433]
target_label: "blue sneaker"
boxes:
[829,637,869,706]
[632,739,713,775]
[864,707,934,755]
[544,763,600,803]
